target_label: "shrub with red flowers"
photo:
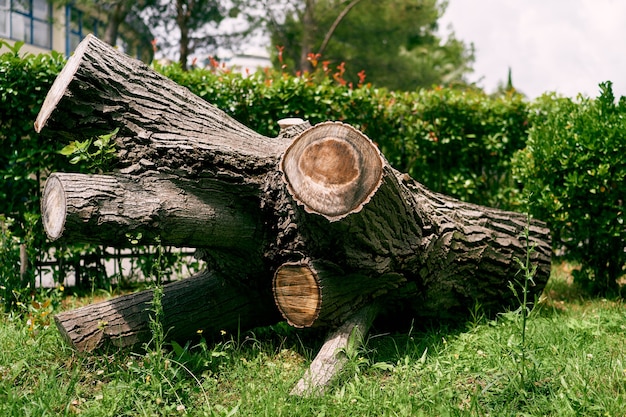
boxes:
[158,52,530,210]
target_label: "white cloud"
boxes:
[440,0,626,99]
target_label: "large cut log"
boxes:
[36,35,553,393]
[34,34,304,182]
[54,269,279,351]
[272,122,552,321]
[41,172,264,251]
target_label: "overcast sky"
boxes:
[438,0,626,99]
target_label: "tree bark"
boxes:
[54,269,280,352]
[37,35,553,370]
[33,34,305,183]
[41,172,264,252]
[275,122,552,321]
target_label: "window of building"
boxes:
[0,0,9,38]
[66,5,101,55]
[1,0,52,49]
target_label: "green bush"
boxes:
[514,82,626,295]
[0,41,67,307]
[159,62,530,210]
[379,88,529,209]
[0,41,66,234]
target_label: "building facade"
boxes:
[1,0,150,60]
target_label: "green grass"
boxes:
[1,264,626,416]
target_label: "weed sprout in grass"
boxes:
[508,210,539,389]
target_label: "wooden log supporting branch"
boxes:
[54,269,279,352]
[290,303,380,396]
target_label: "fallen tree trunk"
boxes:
[54,269,279,351]
[36,35,553,393]
[272,122,552,322]
[42,172,264,251]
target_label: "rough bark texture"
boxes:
[34,34,304,184]
[37,35,553,393]
[274,122,552,322]
[42,172,264,252]
[54,270,279,352]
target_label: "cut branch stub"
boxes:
[41,172,264,252]
[41,174,66,242]
[273,262,320,328]
[273,259,406,328]
[280,121,384,221]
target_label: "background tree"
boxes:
[144,0,225,69]
[267,0,475,91]
[100,0,136,46]
[66,0,155,62]
[144,0,264,70]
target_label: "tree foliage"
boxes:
[266,0,475,91]
[145,0,226,69]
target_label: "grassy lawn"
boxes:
[1,263,625,416]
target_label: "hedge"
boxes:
[513,83,626,294]
[2,43,623,300]
[158,61,530,210]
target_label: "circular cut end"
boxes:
[277,118,305,130]
[41,175,67,240]
[280,121,384,221]
[34,34,95,132]
[273,263,321,328]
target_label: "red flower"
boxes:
[357,70,366,87]
[276,45,285,64]
[307,52,322,68]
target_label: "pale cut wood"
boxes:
[54,269,279,352]
[280,121,384,221]
[273,262,320,327]
[273,259,405,328]
[290,303,379,396]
